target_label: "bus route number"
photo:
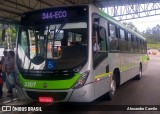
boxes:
[24,82,36,88]
[42,11,67,20]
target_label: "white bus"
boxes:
[16,5,148,102]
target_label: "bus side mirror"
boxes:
[2,29,6,42]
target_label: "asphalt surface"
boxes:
[1,55,160,114]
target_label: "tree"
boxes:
[122,22,139,32]
[145,27,152,34]
[142,24,160,44]
[0,26,16,49]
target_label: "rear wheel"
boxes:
[135,65,142,80]
[107,74,116,100]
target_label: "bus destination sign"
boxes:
[21,6,88,24]
[42,11,67,20]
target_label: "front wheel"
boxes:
[107,74,116,100]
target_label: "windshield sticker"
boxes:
[46,60,55,70]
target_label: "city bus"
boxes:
[16,5,148,102]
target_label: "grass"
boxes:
[147,43,160,50]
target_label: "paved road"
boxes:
[1,55,160,114]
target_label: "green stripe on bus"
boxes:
[18,73,80,90]
[120,63,135,72]
[120,67,128,72]
[140,55,149,63]
[95,72,112,79]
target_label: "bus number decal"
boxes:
[24,82,36,88]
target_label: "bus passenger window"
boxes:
[119,29,128,52]
[99,27,107,51]
[133,36,138,53]
[128,33,133,52]
[92,26,107,53]
[92,35,100,53]
[92,14,108,68]
[108,23,118,51]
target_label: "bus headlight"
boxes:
[72,70,90,89]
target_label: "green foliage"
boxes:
[0,26,16,49]
[122,22,139,32]
[144,25,160,49]
[147,43,160,49]
[142,24,160,45]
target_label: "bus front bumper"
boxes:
[22,83,94,102]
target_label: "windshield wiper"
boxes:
[52,22,66,57]
[54,22,66,39]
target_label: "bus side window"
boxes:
[108,23,118,51]
[128,33,133,52]
[144,42,147,53]
[142,40,145,54]
[133,36,138,53]
[139,39,142,54]
[99,27,107,51]
[119,28,128,52]
[136,37,139,53]
[92,14,108,68]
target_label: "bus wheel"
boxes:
[135,65,142,80]
[107,74,116,100]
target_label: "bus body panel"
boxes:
[69,83,95,102]
[93,57,110,99]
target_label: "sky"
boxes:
[122,15,160,32]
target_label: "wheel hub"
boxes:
[111,80,116,95]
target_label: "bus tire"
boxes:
[107,74,116,100]
[135,64,142,80]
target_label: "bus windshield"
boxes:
[17,22,88,71]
